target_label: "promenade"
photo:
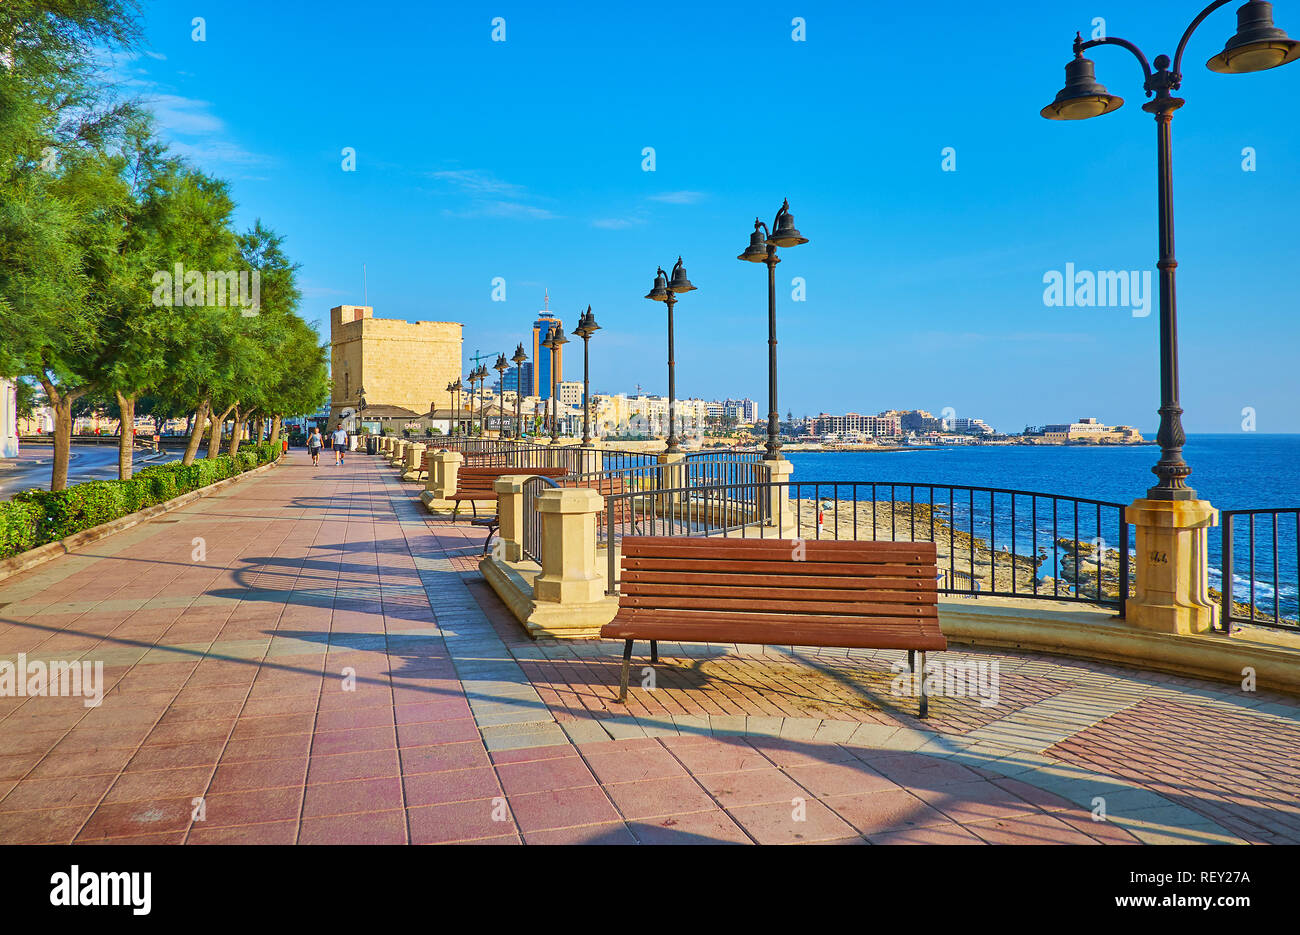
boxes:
[0,453,1296,845]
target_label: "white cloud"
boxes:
[429,168,555,220]
[648,190,706,205]
[591,217,643,230]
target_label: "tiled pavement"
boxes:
[0,453,1297,844]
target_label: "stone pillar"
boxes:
[419,449,462,513]
[492,475,531,562]
[533,488,604,605]
[1126,498,1219,634]
[402,442,427,481]
[655,451,687,523]
[763,458,795,537]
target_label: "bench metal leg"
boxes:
[617,640,633,703]
[917,651,928,718]
[650,640,658,665]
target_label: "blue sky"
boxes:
[110,0,1299,432]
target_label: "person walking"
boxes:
[332,423,348,466]
[307,426,323,465]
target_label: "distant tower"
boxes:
[530,290,562,399]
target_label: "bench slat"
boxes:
[621,570,937,591]
[622,595,934,615]
[621,584,936,605]
[622,557,934,577]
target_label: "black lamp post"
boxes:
[476,365,489,436]
[511,343,528,438]
[573,306,601,445]
[738,199,808,461]
[1041,0,1298,500]
[645,258,696,454]
[543,323,569,443]
[444,381,458,436]
[493,354,508,439]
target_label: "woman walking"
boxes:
[308,426,323,465]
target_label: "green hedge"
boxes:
[1,442,282,558]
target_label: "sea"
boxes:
[783,434,1299,618]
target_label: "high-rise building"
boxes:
[530,292,563,399]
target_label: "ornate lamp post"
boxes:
[493,354,508,439]
[444,381,459,436]
[738,199,808,461]
[572,306,601,445]
[511,343,528,438]
[644,258,696,454]
[475,365,489,436]
[543,323,569,443]
[1041,0,1298,499]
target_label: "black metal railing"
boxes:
[1220,508,1300,632]
[521,475,562,564]
[602,480,1131,612]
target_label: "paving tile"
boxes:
[821,789,953,835]
[299,809,408,845]
[628,809,753,845]
[604,776,715,820]
[726,798,857,845]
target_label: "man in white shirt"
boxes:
[332,424,348,465]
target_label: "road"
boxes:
[0,443,184,498]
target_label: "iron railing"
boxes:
[520,475,562,564]
[601,480,1131,612]
[1220,508,1300,632]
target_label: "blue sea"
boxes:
[784,434,1299,617]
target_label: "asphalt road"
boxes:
[0,443,184,498]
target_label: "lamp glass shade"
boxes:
[1208,1,1300,72]
[1040,54,1123,120]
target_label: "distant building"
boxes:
[329,305,462,426]
[530,293,564,399]
[949,417,994,435]
[0,378,16,458]
[1040,417,1143,443]
[809,412,901,438]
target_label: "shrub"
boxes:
[0,500,43,558]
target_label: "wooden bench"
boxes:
[601,537,946,716]
[449,466,569,519]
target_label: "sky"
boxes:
[105,0,1300,433]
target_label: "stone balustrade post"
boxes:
[1126,498,1219,634]
[402,442,427,481]
[492,475,532,562]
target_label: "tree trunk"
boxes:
[228,408,244,459]
[38,378,87,492]
[183,399,209,465]
[115,390,135,479]
[251,414,265,445]
[270,415,282,445]
[207,403,237,459]
[50,395,73,492]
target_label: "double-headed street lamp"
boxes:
[493,354,508,439]
[444,380,459,436]
[573,306,601,445]
[474,364,490,435]
[511,343,528,438]
[542,323,569,443]
[1041,0,1299,500]
[644,258,696,454]
[738,199,808,461]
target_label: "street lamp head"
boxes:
[494,353,508,373]
[511,342,528,366]
[1040,48,1124,120]
[574,306,600,337]
[646,267,670,302]
[767,200,808,247]
[1207,1,1300,72]
[551,323,570,347]
[738,220,770,262]
[667,257,696,293]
